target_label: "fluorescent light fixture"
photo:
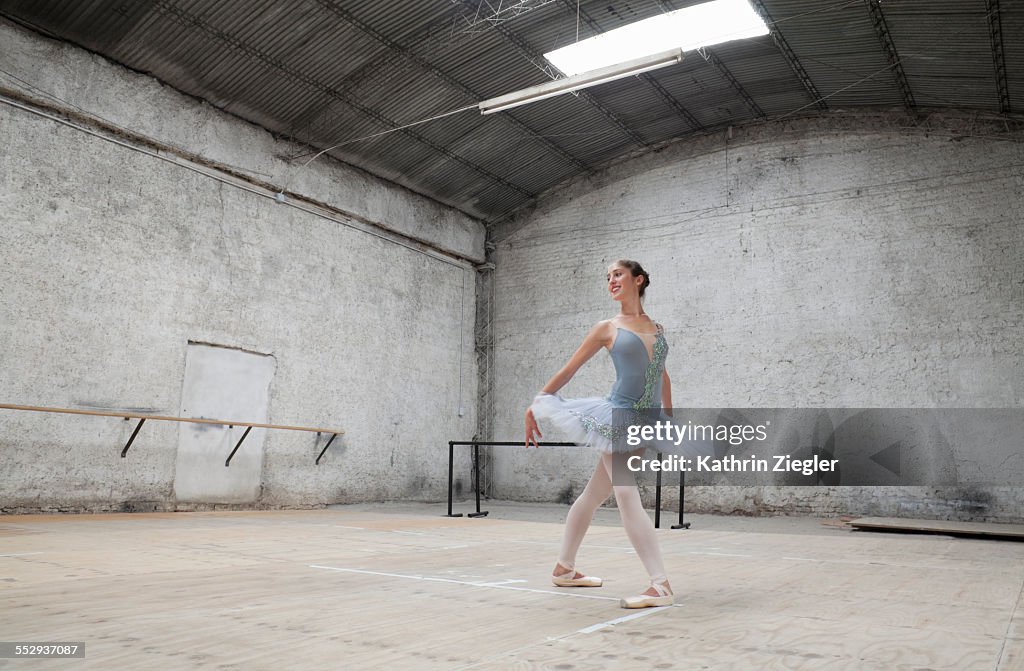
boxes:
[545,0,768,76]
[478,48,683,115]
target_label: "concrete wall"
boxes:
[489,113,1024,522]
[0,19,483,512]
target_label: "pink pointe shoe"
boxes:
[620,579,674,608]
[551,564,603,588]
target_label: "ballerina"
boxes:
[524,259,676,608]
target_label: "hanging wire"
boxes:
[276,103,478,197]
[576,0,581,43]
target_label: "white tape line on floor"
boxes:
[309,564,620,601]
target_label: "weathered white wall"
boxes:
[489,113,1024,521]
[4,16,1023,521]
[0,19,482,512]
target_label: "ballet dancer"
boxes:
[524,259,675,608]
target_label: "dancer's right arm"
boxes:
[538,320,614,394]
[525,320,614,447]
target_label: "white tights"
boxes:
[557,450,667,584]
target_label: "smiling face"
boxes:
[607,263,643,302]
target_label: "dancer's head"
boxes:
[607,259,650,302]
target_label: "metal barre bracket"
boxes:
[120,418,146,458]
[315,432,337,465]
[224,426,253,467]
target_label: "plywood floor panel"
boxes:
[1,503,1022,670]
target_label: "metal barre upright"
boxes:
[654,452,690,530]
[445,441,575,517]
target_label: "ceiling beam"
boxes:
[643,75,705,131]
[864,0,915,111]
[299,6,528,131]
[152,1,534,200]
[311,0,591,173]
[697,47,765,119]
[748,0,827,111]
[986,0,1011,114]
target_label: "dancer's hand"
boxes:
[525,408,542,448]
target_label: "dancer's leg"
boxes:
[554,456,613,575]
[601,451,671,595]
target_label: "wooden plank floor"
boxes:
[1,502,1023,670]
[849,516,1024,539]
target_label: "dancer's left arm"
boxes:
[661,370,673,418]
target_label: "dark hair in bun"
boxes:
[614,259,650,298]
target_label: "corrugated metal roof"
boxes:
[766,0,904,109]
[1005,5,1024,113]
[883,2,1000,111]
[1,0,1020,222]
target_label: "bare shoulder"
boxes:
[585,319,616,345]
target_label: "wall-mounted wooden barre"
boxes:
[0,403,343,466]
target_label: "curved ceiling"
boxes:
[2,0,1021,222]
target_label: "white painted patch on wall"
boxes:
[173,342,276,503]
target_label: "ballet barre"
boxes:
[445,440,691,528]
[0,403,343,466]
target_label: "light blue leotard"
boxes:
[607,325,668,411]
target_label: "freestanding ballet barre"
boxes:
[0,403,343,466]
[446,441,691,528]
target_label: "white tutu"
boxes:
[531,392,625,453]
[531,392,714,458]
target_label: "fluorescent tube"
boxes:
[478,48,684,115]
